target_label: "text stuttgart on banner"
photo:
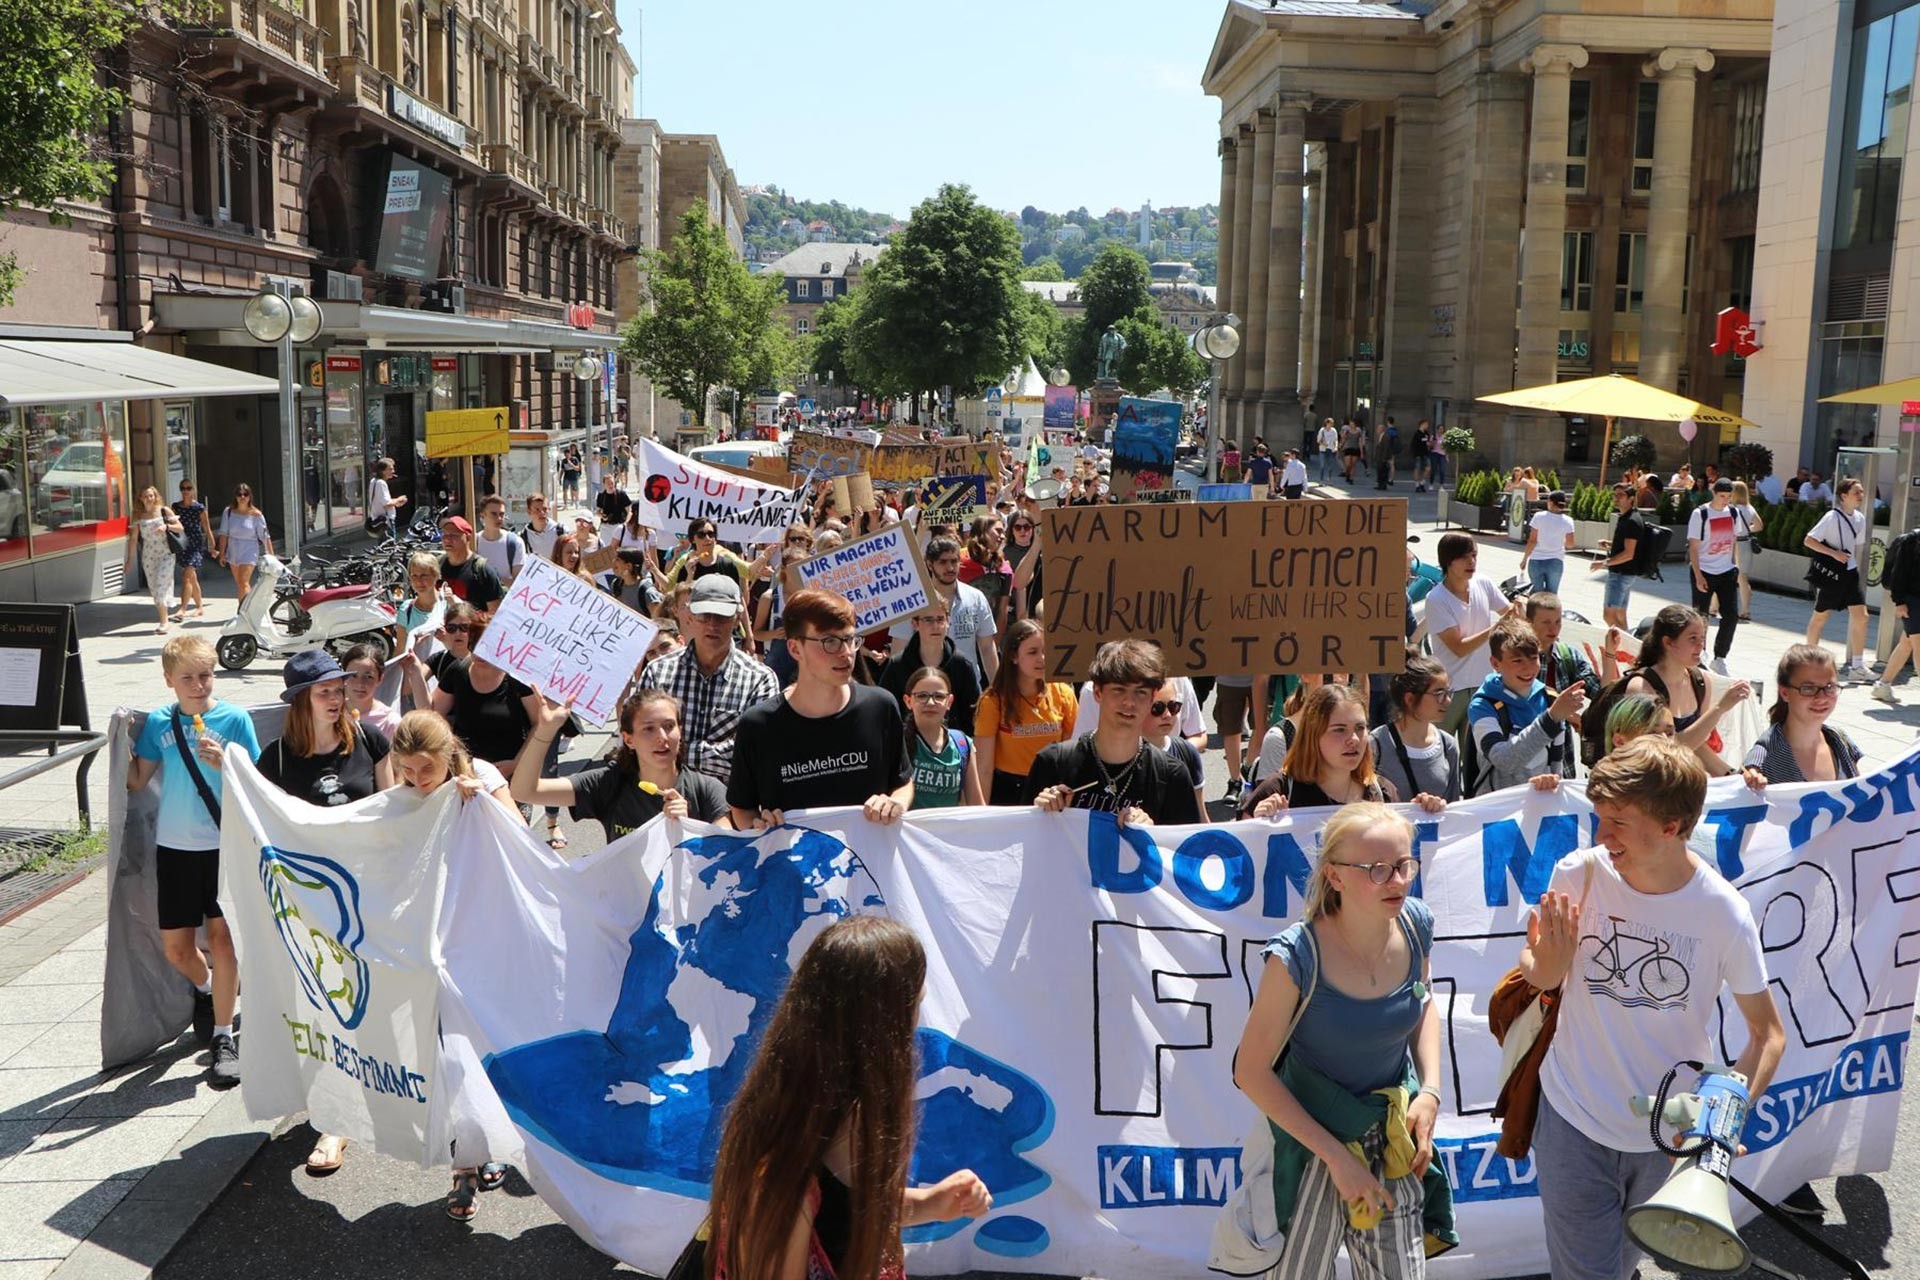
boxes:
[422,751,1920,1280]
[633,436,798,543]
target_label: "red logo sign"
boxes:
[567,301,596,329]
[325,355,361,372]
[1710,307,1762,358]
[431,357,458,371]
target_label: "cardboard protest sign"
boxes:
[471,556,658,724]
[784,523,935,634]
[921,474,986,523]
[1198,483,1254,502]
[635,437,798,544]
[829,473,876,513]
[1043,384,1077,430]
[579,544,623,576]
[1108,397,1183,500]
[788,430,869,477]
[1039,498,1407,680]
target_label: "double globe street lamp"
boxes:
[243,283,324,558]
[1191,313,1241,481]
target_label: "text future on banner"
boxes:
[420,759,1920,1280]
[784,524,935,635]
[1109,396,1183,499]
[1040,498,1408,680]
[634,437,799,544]
[472,556,656,723]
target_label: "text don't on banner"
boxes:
[473,556,657,723]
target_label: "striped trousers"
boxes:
[1271,1129,1427,1280]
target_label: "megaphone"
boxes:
[1026,477,1063,508]
[1624,1064,1751,1275]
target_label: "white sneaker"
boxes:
[1851,661,1878,683]
[1709,657,1729,677]
[1872,681,1899,705]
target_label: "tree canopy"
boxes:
[621,206,794,425]
[1066,243,1155,384]
[1020,255,1065,282]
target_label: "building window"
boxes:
[1632,82,1658,193]
[1835,5,1920,252]
[1727,235,1756,312]
[1566,80,1592,191]
[1560,231,1593,312]
[820,278,834,298]
[1729,78,1766,193]
[795,279,812,299]
[1557,328,1593,365]
[1615,232,1647,313]
[796,318,810,335]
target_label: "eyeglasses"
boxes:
[693,531,717,541]
[1328,856,1421,885]
[1011,523,1035,532]
[1426,687,1454,701]
[442,624,471,634]
[794,633,860,654]
[908,691,951,704]
[1150,700,1183,716]
[1790,682,1842,698]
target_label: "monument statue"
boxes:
[1096,325,1127,383]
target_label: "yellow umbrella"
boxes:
[1818,376,1920,405]
[1477,373,1759,487]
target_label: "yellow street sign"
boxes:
[425,406,511,458]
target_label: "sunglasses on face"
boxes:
[1149,700,1183,716]
[442,624,471,634]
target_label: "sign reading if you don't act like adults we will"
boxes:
[471,555,658,724]
[1039,498,1408,680]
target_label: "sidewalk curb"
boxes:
[47,1090,273,1280]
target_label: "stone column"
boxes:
[1299,147,1325,409]
[1243,109,1278,423]
[1459,71,1528,464]
[1515,43,1588,392]
[1260,95,1310,434]
[1216,132,1239,362]
[1225,123,1257,425]
[1381,98,1437,429]
[1641,47,1715,391]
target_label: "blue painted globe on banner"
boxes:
[483,823,1055,1248]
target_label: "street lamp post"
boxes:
[1191,313,1242,481]
[243,282,322,559]
[572,351,605,481]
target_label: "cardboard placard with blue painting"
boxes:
[1109,396,1183,500]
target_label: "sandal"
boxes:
[305,1133,348,1175]
[477,1161,509,1191]
[547,828,568,850]
[1740,613,1753,622]
[447,1170,480,1222]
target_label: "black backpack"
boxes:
[1634,523,1674,580]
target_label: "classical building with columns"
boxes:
[1202,0,1773,470]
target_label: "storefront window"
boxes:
[1835,4,1920,253]
[18,401,128,557]
[325,362,362,535]
[0,410,26,564]
[163,403,194,503]
[1815,320,1886,467]
[301,402,328,537]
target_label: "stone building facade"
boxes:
[1202,0,1772,469]
[0,0,633,598]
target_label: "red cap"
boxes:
[441,515,473,535]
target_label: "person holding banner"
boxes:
[511,688,731,839]
[702,916,992,1280]
[1241,684,1439,817]
[728,589,914,826]
[1029,640,1201,825]
[1230,802,1453,1277]
[1519,737,1784,1280]
[974,620,1077,806]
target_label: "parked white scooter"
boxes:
[216,554,398,670]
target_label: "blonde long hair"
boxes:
[390,709,473,787]
[1302,802,1413,921]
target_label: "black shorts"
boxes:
[1814,574,1867,613]
[156,846,223,931]
[1901,594,1920,637]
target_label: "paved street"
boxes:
[1,482,1917,1277]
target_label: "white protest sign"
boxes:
[634,437,798,544]
[784,523,934,634]
[471,556,656,723]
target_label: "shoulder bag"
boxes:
[169,708,222,828]
[1806,513,1852,590]
[1487,853,1595,1159]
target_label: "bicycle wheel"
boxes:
[1639,955,1690,1002]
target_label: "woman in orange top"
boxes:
[974,620,1078,805]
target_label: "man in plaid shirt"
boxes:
[638,576,778,783]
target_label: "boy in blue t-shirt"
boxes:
[128,635,259,1088]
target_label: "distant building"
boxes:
[1153,282,1219,335]
[1151,261,1201,284]
[766,242,885,337]
[1056,224,1088,243]
[806,220,836,242]
[1022,280,1085,323]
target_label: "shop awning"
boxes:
[0,339,279,406]
[153,293,620,353]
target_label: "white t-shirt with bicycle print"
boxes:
[1537,848,1768,1152]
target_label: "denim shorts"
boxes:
[1603,571,1634,610]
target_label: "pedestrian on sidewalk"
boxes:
[1520,490,1575,594]
[1590,483,1647,630]
[128,485,185,635]
[1688,479,1745,675]
[1424,420,1447,491]
[1872,527,1920,703]
[1315,417,1339,483]
[127,635,260,1089]
[1805,479,1874,683]
[172,479,214,622]
[1281,449,1309,499]
[215,484,272,603]
[1730,480,1764,621]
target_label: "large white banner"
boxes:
[633,436,798,543]
[219,746,1920,1278]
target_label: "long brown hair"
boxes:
[283,682,358,757]
[987,619,1046,732]
[1280,683,1375,790]
[613,688,684,778]
[707,916,926,1280]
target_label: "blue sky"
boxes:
[611,0,1226,217]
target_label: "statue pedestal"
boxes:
[1089,382,1122,439]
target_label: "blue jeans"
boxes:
[1526,558,1564,594]
[1426,453,1447,488]
[1603,571,1634,612]
[1317,449,1336,481]
[1532,1093,1673,1280]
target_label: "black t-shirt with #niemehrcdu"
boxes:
[727,684,910,814]
[1026,735,1203,825]
[568,764,729,842]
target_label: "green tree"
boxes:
[1021,255,1065,281]
[1016,288,1068,374]
[1113,306,1207,397]
[0,0,144,306]
[622,206,789,426]
[845,183,1027,419]
[1068,243,1155,382]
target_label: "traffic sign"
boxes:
[426,406,512,458]
[798,398,816,415]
